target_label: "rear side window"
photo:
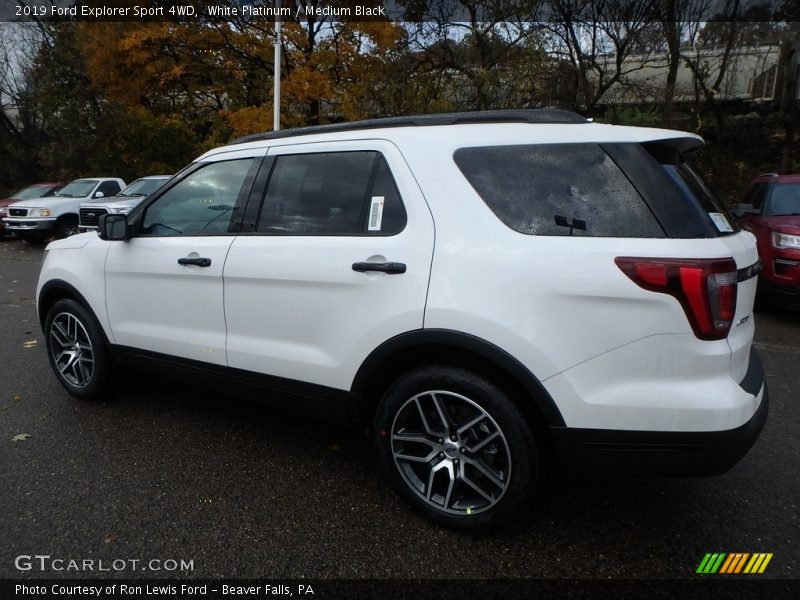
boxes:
[454,144,664,238]
[661,162,735,233]
[608,143,733,238]
[97,181,122,197]
[257,151,406,235]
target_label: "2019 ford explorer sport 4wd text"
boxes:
[36,110,768,532]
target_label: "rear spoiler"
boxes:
[641,137,704,164]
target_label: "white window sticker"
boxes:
[368,196,385,231]
[709,212,734,233]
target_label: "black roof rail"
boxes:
[231,109,588,145]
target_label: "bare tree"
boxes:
[541,0,660,113]
[399,0,547,110]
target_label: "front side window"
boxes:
[454,144,663,237]
[256,151,406,235]
[141,158,257,237]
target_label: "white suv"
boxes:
[36,110,767,531]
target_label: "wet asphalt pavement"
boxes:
[0,238,798,580]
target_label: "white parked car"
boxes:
[4,177,126,243]
[36,110,767,531]
[79,176,172,231]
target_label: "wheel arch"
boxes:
[38,279,105,338]
[350,329,565,434]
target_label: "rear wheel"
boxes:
[44,299,110,400]
[374,366,539,532]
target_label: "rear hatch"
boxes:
[608,138,760,385]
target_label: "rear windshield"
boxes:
[454,142,731,239]
[454,144,663,237]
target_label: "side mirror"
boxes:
[94,191,105,199]
[730,203,758,219]
[98,213,130,241]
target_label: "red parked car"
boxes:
[0,182,64,237]
[732,173,800,307]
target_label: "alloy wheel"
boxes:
[49,312,95,388]
[390,390,512,515]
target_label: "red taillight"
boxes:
[615,257,738,340]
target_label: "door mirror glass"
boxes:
[98,213,129,240]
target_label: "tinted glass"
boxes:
[764,183,800,216]
[257,152,406,235]
[97,181,122,196]
[370,157,407,234]
[454,144,663,237]
[141,158,256,236]
[661,163,736,234]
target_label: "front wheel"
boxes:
[374,366,539,532]
[44,299,110,400]
[54,215,80,239]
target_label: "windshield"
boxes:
[55,180,99,198]
[764,183,800,216]
[12,185,55,201]
[121,177,169,197]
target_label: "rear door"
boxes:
[223,140,435,391]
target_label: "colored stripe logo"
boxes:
[697,552,773,574]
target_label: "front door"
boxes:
[105,155,262,365]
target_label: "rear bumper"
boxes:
[551,348,768,477]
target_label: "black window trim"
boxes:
[238,149,409,238]
[127,157,263,239]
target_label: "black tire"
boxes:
[374,365,539,532]
[44,299,110,400]
[18,232,49,245]
[54,215,80,239]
